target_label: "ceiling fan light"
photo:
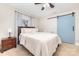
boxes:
[46,3,49,7]
[43,3,49,8]
[43,4,46,8]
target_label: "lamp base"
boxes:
[8,32,11,38]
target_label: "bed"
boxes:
[18,27,61,56]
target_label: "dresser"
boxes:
[0,37,16,53]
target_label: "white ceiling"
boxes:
[6,3,79,18]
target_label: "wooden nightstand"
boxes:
[0,37,16,53]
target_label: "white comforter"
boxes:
[19,32,61,56]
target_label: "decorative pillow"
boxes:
[21,28,38,33]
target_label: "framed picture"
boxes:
[22,19,28,26]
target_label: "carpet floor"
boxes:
[0,43,79,56]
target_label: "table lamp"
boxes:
[8,28,12,38]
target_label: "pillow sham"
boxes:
[21,28,38,33]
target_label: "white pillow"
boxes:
[21,28,38,33]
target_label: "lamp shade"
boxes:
[8,28,12,33]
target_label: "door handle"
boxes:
[73,26,74,31]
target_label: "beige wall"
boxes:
[74,10,79,45]
[31,18,39,28]
[39,17,57,33]
[0,4,15,40]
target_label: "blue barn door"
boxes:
[57,14,75,44]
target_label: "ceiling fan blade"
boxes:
[41,7,45,10]
[34,3,42,5]
[49,3,54,8]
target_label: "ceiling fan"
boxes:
[34,3,54,10]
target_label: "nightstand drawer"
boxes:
[3,44,15,49]
[2,40,16,45]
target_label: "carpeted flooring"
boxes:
[54,43,79,56]
[0,43,79,56]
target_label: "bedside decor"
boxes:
[8,28,12,38]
